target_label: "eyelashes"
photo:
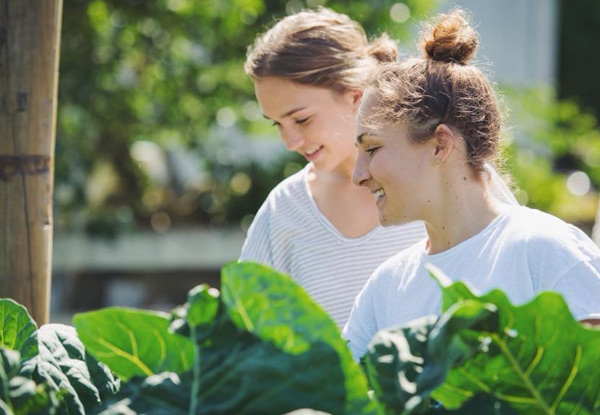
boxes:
[271,116,311,127]
[365,147,379,157]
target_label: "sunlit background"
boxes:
[51,0,600,321]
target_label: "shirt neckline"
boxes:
[301,164,383,243]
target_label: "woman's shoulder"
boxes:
[265,165,309,203]
[503,206,599,258]
[255,166,309,214]
[505,206,584,239]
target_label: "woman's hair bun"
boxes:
[367,33,398,63]
[422,9,478,65]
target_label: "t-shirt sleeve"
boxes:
[239,201,274,267]
[532,223,600,320]
[342,277,378,362]
[550,259,600,320]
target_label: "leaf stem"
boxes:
[550,345,581,412]
[492,333,553,415]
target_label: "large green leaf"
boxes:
[432,275,600,414]
[0,300,38,362]
[363,301,498,414]
[20,324,120,415]
[95,262,380,415]
[221,262,380,415]
[96,339,346,415]
[73,308,194,380]
[364,267,600,414]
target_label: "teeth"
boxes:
[373,189,385,199]
[305,146,321,156]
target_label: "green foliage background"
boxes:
[55,0,437,237]
[55,0,600,237]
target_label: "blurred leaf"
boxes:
[0,300,38,363]
[73,308,194,380]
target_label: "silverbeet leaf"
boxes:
[169,284,221,344]
[0,301,93,415]
[96,340,346,415]
[431,269,600,415]
[363,300,498,414]
[221,262,380,415]
[363,267,600,415]
[73,308,195,381]
[1,348,61,415]
[92,262,381,415]
[20,324,120,415]
[0,300,38,362]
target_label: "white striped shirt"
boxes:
[239,165,427,328]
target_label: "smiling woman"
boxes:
[239,8,427,328]
[343,8,600,360]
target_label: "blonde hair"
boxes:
[245,7,398,93]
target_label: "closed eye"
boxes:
[365,147,379,156]
[295,116,310,125]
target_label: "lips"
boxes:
[304,145,323,161]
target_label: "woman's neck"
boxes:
[306,160,380,238]
[424,177,507,255]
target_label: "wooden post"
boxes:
[0,0,63,325]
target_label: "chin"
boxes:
[309,158,331,172]
[378,212,411,227]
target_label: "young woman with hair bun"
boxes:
[240,8,427,329]
[343,9,600,359]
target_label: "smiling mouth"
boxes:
[372,188,385,201]
[304,146,323,156]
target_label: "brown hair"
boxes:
[244,7,398,93]
[365,9,503,175]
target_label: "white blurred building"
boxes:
[440,0,558,87]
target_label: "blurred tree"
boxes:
[56,0,438,237]
[503,87,600,228]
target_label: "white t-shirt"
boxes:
[342,205,600,360]
[239,165,427,328]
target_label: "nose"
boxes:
[352,152,371,187]
[280,127,304,152]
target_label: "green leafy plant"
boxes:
[76,263,379,415]
[0,299,120,415]
[363,265,600,414]
[3,262,600,414]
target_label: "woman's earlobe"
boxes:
[432,124,456,163]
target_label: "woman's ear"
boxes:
[432,124,456,164]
